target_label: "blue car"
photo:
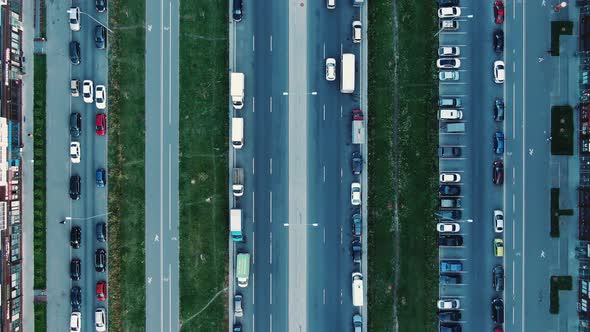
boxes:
[440,260,463,272]
[96,168,106,187]
[494,131,504,154]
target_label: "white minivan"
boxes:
[232,118,244,149]
[438,109,463,120]
[352,272,364,306]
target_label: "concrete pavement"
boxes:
[144,0,180,330]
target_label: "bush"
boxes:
[550,275,573,314]
[551,105,573,155]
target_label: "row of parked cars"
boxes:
[436,0,507,331]
[68,2,109,332]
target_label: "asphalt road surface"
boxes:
[144,0,180,331]
[229,1,366,331]
[45,1,109,331]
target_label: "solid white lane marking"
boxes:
[158,0,165,329]
[521,5,527,328]
[168,264,172,332]
[169,148,172,230]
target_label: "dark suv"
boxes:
[70,286,82,311]
[437,210,462,220]
[95,248,106,272]
[233,0,243,21]
[70,226,81,249]
[491,298,504,324]
[70,175,81,200]
[70,112,81,137]
[351,152,362,175]
[439,185,461,196]
[351,239,361,264]
[493,29,504,53]
[69,41,81,65]
[438,147,461,158]
[437,311,461,321]
[439,274,461,284]
[494,98,505,121]
[493,265,504,291]
[95,25,107,49]
[352,214,362,237]
[438,235,463,247]
[70,258,81,280]
[96,222,107,242]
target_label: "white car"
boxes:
[95,85,107,109]
[95,308,106,332]
[70,311,81,332]
[437,299,460,310]
[327,0,335,9]
[494,209,504,233]
[325,58,336,81]
[440,20,459,31]
[438,6,461,18]
[494,60,505,83]
[439,71,459,81]
[437,222,461,233]
[70,142,81,163]
[438,109,463,120]
[436,58,461,69]
[438,46,460,57]
[440,173,461,183]
[352,21,362,43]
[68,7,80,31]
[83,80,94,103]
[351,182,361,206]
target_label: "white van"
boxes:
[232,118,244,149]
[327,0,335,9]
[352,272,364,306]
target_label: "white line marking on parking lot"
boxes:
[269,191,273,223]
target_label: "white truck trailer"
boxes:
[230,72,245,109]
[341,53,355,94]
[352,109,365,144]
[230,209,243,242]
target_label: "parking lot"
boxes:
[436,0,507,331]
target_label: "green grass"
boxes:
[551,105,573,155]
[367,0,438,331]
[33,55,46,290]
[34,302,47,332]
[107,1,146,330]
[550,275,573,313]
[551,188,560,237]
[178,1,229,330]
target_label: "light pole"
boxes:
[60,212,110,224]
[79,10,113,33]
[434,15,474,37]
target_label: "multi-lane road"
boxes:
[45,1,109,331]
[228,1,367,331]
[144,0,181,331]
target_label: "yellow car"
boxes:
[494,238,504,257]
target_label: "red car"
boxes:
[96,281,107,301]
[95,113,107,136]
[352,109,363,120]
[494,1,505,24]
[494,327,504,332]
[493,160,504,185]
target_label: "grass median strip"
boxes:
[368,0,438,331]
[178,1,229,330]
[33,54,47,332]
[108,0,146,330]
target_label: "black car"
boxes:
[493,265,504,291]
[351,239,361,264]
[438,0,459,7]
[233,0,243,21]
[70,112,81,137]
[70,226,81,249]
[69,41,81,65]
[70,258,81,280]
[352,213,362,237]
[70,286,82,311]
[96,222,107,242]
[95,25,107,49]
[491,298,504,324]
[439,274,461,284]
[494,98,505,121]
[438,311,461,321]
[439,185,461,196]
[493,29,504,53]
[440,324,462,332]
[438,235,463,247]
[437,210,462,220]
[493,160,504,185]
[352,151,362,175]
[96,0,107,12]
[95,248,106,272]
[438,147,461,158]
[70,175,81,200]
